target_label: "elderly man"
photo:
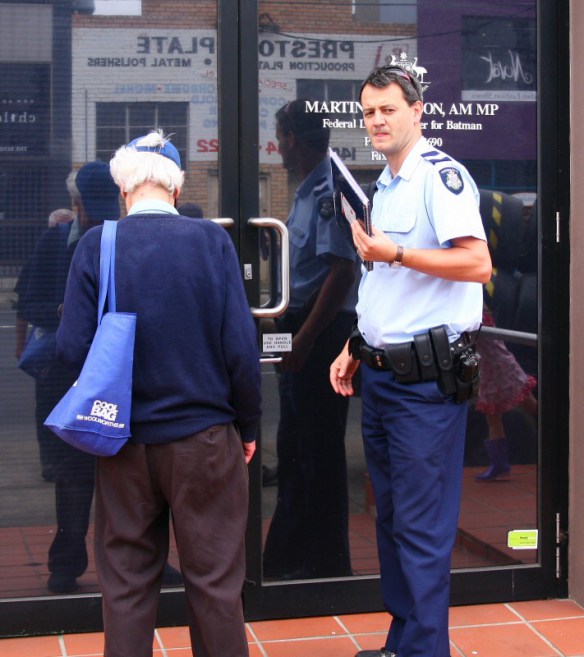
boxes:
[56,131,261,657]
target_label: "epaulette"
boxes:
[313,176,330,197]
[421,150,452,166]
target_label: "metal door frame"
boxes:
[232,0,570,620]
[0,0,569,636]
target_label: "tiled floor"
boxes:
[1,598,584,656]
[0,461,550,656]
[0,466,576,656]
[0,465,537,598]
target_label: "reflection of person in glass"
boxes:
[14,210,75,368]
[473,190,538,480]
[330,66,492,657]
[15,178,82,481]
[263,99,358,579]
[18,162,121,594]
[474,308,537,481]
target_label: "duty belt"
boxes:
[348,325,479,386]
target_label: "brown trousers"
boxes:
[94,424,249,657]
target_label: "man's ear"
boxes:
[413,100,424,123]
[173,187,181,200]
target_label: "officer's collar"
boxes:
[379,137,427,187]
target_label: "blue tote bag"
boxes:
[44,221,136,456]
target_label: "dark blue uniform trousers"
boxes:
[263,311,354,578]
[361,365,468,657]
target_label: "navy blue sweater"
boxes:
[56,214,261,444]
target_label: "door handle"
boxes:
[248,218,290,365]
[209,218,235,228]
[247,217,290,319]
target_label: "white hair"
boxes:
[66,171,81,202]
[48,208,76,227]
[109,129,184,195]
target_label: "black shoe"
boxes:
[162,563,183,586]
[356,650,396,657]
[47,573,77,594]
[262,465,278,487]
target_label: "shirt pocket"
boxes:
[377,212,417,235]
[375,194,417,235]
[289,224,310,249]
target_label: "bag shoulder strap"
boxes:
[98,220,118,322]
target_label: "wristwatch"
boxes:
[391,244,404,268]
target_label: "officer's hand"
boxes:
[352,221,397,264]
[330,346,360,396]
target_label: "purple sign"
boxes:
[416,2,536,161]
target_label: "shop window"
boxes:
[95,102,188,167]
[297,79,362,119]
[353,0,417,24]
[76,0,142,16]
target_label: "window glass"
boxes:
[93,1,142,16]
[257,0,539,585]
[0,0,216,602]
[95,103,188,168]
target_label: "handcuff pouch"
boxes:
[385,342,420,383]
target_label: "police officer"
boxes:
[263,99,358,579]
[330,67,492,657]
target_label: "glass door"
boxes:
[0,0,228,635]
[0,0,566,635]
[240,0,564,619]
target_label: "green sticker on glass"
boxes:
[508,529,538,549]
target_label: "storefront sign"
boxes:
[0,64,50,156]
[72,14,535,166]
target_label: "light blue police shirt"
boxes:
[357,137,486,347]
[287,156,357,312]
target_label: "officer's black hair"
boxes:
[359,65,423,105]
[276,98,330,154]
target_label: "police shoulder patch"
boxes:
[439,167,464,195]
[317,196,335,219]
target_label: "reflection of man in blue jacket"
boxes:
[263,99,359,579]
[20,161,121,593]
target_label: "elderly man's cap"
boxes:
[127,136,182,169]
[75,160,120,222]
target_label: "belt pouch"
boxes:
[413,332,438,381]
[362,345,388,370]
[429,325,457,395]
[385,343,420,383]
[452,347,481,403]
[348,325,364,360]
